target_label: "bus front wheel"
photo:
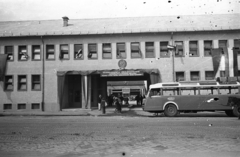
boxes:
[164,104,178,117]
[233,105,240,117]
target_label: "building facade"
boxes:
[0,14,240,112]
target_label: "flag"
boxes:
[0,54,8,81]
[223,47,229,77]
[76,49,82,58]
[233,47,240,76]
[88,52,92,58]
[20,52,29,60]
[211,48,222,77]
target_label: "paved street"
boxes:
[0,114,240,157]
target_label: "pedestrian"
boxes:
[135,94,139,105]
[139,94,143,106]
[114,97,122,113]
[98,94,102,110]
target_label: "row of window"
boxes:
[3,39,240,61]
[4,75,41,91]
[175,70,235,82]
[3,103,40,110]
[151,86,239,96]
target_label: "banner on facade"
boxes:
[101,70,144,77]
[0,54,8,81]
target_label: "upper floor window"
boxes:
[176,71,185,81]
[145,42,155,58]
[131,42,142,58]
[175,41,184,57]
[46,45,55,60]
[189,41,198,57]
[160,41,169,57]
[117,43,126,59]
[219,40,228,49]
[74,44,83,60]
[102,43,112,59]
[18,45,28,61]
[220,70,225,77]
[190,71,200,81]
[88,44,97,59]
[204,40,212,56]
[205,71,214,80]
[234,39,240,55]
[32,75,41,91]
[18,75,27,91]
[32,45,41,60]
[59,44,69,60]
[5,46,14,61]
[4,75,13,91]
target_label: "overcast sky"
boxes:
[0,0,239,21]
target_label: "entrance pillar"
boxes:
[81,75,91,109]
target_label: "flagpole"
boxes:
[171,32,176,82]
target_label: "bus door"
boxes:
[199,86,229,110]
[144,88,163,111]
[179,87,199,110]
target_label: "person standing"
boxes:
[98,94,102,110]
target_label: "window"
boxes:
[4,104,12,110]
[88,44,97,59]
[219,40,228,49]
[32,45,41,60]
[59,44,69,60]
[5,46,14,61]
[181,87,197,95]
[102,43,112,59]
[18,46,28,61]
[189,41,198,57]
[205,71,214,80]
[131,42,142,58]
[18,75,27,91]
[18,103,26,110]
[160,41,169,57]
[46,45,55,60]
[190,71,200,81]
[176,72,185,81]
[204,40,212,56]
[175,41,184,57]
[32,75,41,91]
[74,44,83,59]
[116,43,126,59]
[234,39,240,55]
[220,71,225,77]
[200,87,218,95]
[162,88,179,96]
[31,103,40,109]
[4,75,13,91]
[145,42,155,58]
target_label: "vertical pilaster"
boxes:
[126,42,131,59]
[112,43,116,59]
[98,43,102,60]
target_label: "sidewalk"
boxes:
[0,106,151,117]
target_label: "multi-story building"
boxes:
[0,14,240,112]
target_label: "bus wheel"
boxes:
[225,110,235,117]
[164,104,178,117]
[233,105,240,117]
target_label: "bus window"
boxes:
[181,87,197,95]
[199,87,218,95]
[149,88,161,96]
[231,87,239,94]
[162,88,179,96]
[219,86,230,94]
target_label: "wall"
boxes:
[0,30,240,112]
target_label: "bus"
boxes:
[143,78,240,117]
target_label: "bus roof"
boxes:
[149,81,240,89]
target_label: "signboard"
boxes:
[101,70,143,77]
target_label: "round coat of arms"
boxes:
[118,59,127,69]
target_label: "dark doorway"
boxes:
[68,75,82,108]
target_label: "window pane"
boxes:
[46,45,55,60]
[160,41,169,57]
[190,71,200,81]
[145,42,154,58]
[32,45,41,60]
[74,44,83,59]
[117,43,126,59]
[205,71,214,80]
[5,46,14,61]
[176,72,185,81]
[88,44,97,59]
[175,41,184,57]
[189,41,198,56]
[19,46,28,60]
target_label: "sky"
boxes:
[0,0,239,21]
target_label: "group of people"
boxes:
[98,93,145,113]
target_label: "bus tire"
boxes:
[164,104,178,117]
[233,105,240,117]
[225,110,235,117]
